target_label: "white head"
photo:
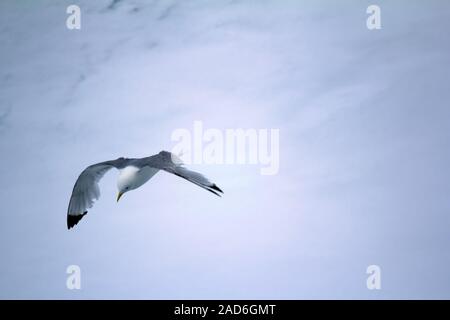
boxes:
[116,166,140,202]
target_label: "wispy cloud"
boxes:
[0,106,11,128]
[0,0,449,299]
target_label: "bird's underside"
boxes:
[67,151,223,229]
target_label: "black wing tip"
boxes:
[67,211,87,230]
[210,184,224,194]
[206,184,223,197]
[207,188,222,197]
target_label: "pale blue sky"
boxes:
[0,0,449,299]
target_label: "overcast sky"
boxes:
[0,0,449,299]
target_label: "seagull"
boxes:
[67,150,223,229]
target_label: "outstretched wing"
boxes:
[67,159,123,229]
[144,151,224,197]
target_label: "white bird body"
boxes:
[67,151,223,229]
[117,166,159,192]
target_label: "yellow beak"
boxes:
[116,191,124,202]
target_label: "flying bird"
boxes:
[67,151,223,229]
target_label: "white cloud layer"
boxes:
[0,0,449,298]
